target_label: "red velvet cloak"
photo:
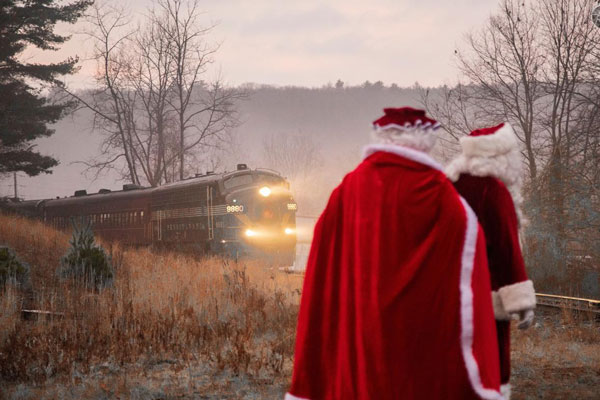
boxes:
[454,174,531,386]
[287,145,503,400]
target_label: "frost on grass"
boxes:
[0,213,301,395]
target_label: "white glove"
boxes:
[515,309,534,330]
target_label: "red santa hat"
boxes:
[371,107,441,152]
[446,121,525,224]
[459,123,518,157]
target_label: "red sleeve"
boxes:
[481,181,528,290]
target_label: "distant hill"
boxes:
[2,83,425,213]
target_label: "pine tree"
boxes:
[59,218,114,290]
[0,245,30,290]
[0,0,90,176]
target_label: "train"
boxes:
[2,164,298,265]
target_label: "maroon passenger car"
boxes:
[7,164,297,265]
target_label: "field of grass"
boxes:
[0,213,598,399]
[0,213,302,398]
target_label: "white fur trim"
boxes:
[285,394,309,400]
[371,126,438,152]
[363,144,443,171]
[498,280,536,314]
[459,198,505,400]
[373,119,441,132]
[460,123,518,158]
[501,383,511,400]
[492,291,512,321]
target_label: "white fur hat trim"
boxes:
[460,123,518,157]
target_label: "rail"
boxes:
[535,293,600,313]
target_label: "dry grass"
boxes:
[0,213,302,395]
[511,309,600,399]
[1,213,599,399]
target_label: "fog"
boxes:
[2,84,424,218]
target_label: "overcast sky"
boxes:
[4,0,503,199]
[46,0,499,88]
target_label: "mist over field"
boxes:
[1,84,424,216]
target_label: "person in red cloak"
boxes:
[446,123,536,400]
[286,107,504,400]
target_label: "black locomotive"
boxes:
[3,164,297,265]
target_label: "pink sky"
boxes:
[3,0,502,198]
[34,0,499,89]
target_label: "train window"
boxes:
[140,211,144,220]
[223,174,253,189]
[255,174,284,185]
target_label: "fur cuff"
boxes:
[492,291,511,321]
[460,123,518,157]
[285,394,310,400]
[501,383,511,400]
[498,280,536,314]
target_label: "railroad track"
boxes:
[535,293,600,313]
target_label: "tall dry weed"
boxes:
[0,213,302,384]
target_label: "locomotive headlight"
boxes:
[259,186,271,197]
[284,227,295,235]
[245,229,257,237]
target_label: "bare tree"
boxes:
[262,133,323,184]
[421,83,479,162]
[261,132,325,215]
[154,0,242,181]
[64,3,140,184]
[64,0,240,186]
[456,0,545,185]
[423,0,600,294]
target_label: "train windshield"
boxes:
[254,173,289,189]
[223,174,253,189]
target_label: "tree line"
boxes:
[424,0,600,295]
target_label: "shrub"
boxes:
[0,246,30,290]
[59,218,113,290]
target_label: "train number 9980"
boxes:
[227,205,244,213]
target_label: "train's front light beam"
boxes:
[284,227,295,235]
[245,229,257,237]
[259,186,271,197]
